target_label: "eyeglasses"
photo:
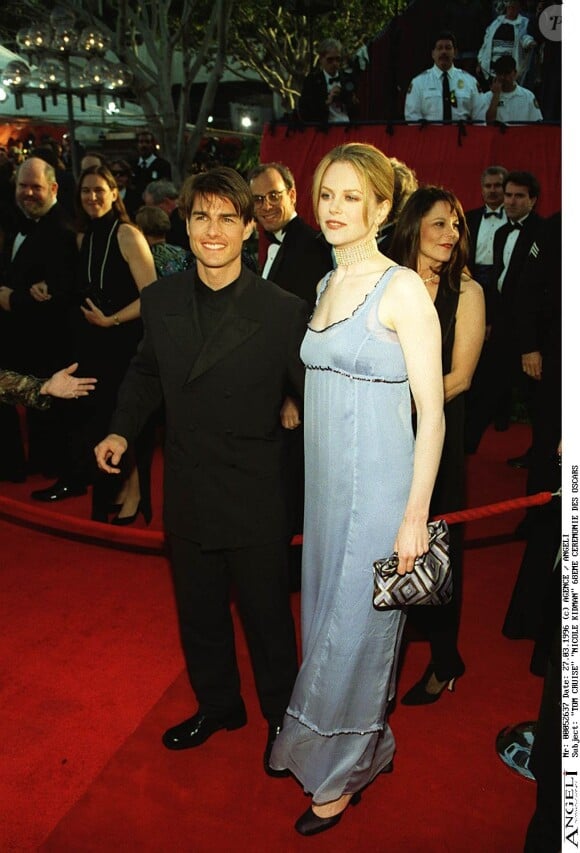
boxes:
[252,189,288,207]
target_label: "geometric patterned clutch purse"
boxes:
[372,519,452,608]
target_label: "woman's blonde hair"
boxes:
[312,143,394,228]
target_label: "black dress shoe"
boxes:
[264,720,290,777]
[30,481,87,502]
[162,708,247,750]
[295,792,362,836]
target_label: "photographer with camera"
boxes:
[298,38,359,124]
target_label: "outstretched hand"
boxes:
[41,363,97,399]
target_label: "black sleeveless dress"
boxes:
[67,212,151,517]
[406,282,466,682]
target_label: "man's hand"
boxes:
[30,281,51,302]
[280,396,301,430]
[326,83,341,105]
[0,286,13,311]
[522,351,542,380]
[95,434,128,473]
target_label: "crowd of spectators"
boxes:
[293,0,560,124]
[0,20,561,838]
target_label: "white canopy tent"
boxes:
[1,43,145,135]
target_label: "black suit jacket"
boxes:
[133,156,172,196]
[110,264,308,548]
[265,216,332,310]
[514,211,561,358]
[1,203,78,373]
[298,69,359,123]
[491,211,544,327]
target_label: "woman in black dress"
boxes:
[390,186,485,703]
[73,165,156,522]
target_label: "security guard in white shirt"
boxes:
[405,30,481,122]
[475,55,543,124]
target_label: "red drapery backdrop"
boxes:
[259,123,561,229]
[0,123,65,147]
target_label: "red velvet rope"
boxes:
[431,490,555,524]
[0,490,557,552]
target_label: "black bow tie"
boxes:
[484,210,503,219]
[328,76,340,84]
[509,221,523,231]
[18,216,39,235]
[265,231,283,244]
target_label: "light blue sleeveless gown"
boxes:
[270,267,414,802]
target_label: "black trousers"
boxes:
[167,535,298,722]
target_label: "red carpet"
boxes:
[0,423,545,851]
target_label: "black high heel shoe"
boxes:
[295,792,362,836]
[401,663,461,706]
[111,502,152,526]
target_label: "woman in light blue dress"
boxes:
[269,143,445,836]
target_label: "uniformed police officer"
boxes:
[404,30,480,122]
[475,55,543,124]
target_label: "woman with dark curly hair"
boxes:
[390,186,485,704]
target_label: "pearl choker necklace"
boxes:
[334,237,378,267]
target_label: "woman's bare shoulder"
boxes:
[460,271,484,296]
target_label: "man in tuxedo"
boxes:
[95,167,308,777]
[466,165,508,293]
[464,165,508,452]
[248,163,332,581]
[0,156,79,482]
[132,130,172,197]
[248,162,331,308]
[298,38,359,124]
[466,170,543,447]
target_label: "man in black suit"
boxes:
[298,38,359,124]
[95,167,307,777]
[0,156,78,482]
[465,165,508,293]
[464,165,507,450]
[465,170,543,448]
[132,130,172,197]
[248,162,332,584]
[248,162,332,308]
